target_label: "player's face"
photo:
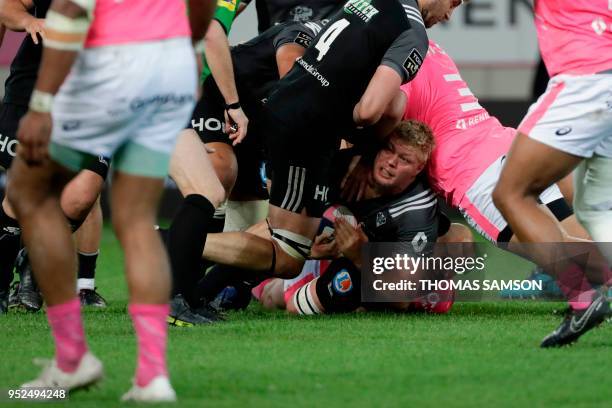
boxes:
[421,0,464,28]
[373,136,426,194]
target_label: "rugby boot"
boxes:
[12,249,43,312]
[121,376,176,402]
[79,288,107,308]
[21,352,104,392]
[167,295,215,327]
[540,291,611,348]
[0,287,8,314]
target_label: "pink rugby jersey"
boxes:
[401,41,513,207]
[534,0,612,76]
[85,0,191,48]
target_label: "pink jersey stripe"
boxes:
[518,81,566,136]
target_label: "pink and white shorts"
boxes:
[519,73,612,159]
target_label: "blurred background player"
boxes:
[0,0,109,313]
[492,0,612,348]
[7,0,211,400]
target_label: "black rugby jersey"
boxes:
[232,20,323,100]
[3,0,51,106]
[330,148,440,244]
[264,0,428,134]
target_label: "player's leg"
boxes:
[167,128,225,312]
[492,133,581,262]
[494,74,612,347]
[75,197,105,306]
[60,161,109,307]
[0,104,26,312]
[573,155,612,266]
[8,156,100,386]
[287,257,360,315]
[257,278,285,310]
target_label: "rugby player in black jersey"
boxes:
[165,15,325,325]
[252,121,472,314]
[199,0,465,282]
[0,0,109,312]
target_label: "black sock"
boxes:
[168,194,215,307]
[196,264,267,305]
[0,204,21,292]
[199,210,226,273]
[77,251,98,283]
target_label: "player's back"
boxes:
[266,0,415,133]
[401,41,513,206]
[232,21,323,99]
[85,0,190,48]
[534,0,612,76]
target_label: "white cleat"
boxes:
[121,376,177,403]
[21,351,104,392]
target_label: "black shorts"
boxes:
[265,112,340,218]
[0,102,111,180]
[0,103,26,170]
[188,77,268,199]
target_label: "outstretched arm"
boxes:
[0,0,45,44]
[204,19,248,145]
[16,0,92,164]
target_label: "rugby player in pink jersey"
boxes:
[397,38,611,347]
[7,0,213,401]
[492,0,612,347]
[400,40,580,245]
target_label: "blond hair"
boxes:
[389,120,435,162]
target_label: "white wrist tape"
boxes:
[44,9,92,51]
[29,90,54,113]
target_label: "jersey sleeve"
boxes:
[273,21,324,50]
[380,23,428,84]
[212,0,241,34]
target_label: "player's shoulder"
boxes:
[274,20,325,49]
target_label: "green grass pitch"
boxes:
[1,225,611,407]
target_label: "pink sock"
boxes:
[556,263,596,311]
[128,304,170,387]
[46,298,88,373]
[251,278,273,301]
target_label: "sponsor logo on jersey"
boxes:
[591,18,607,36]
[403,48,424,78]
[376,211,387,227]
[217,0,237,12]
[0,134,17,158]
[294,31,314,48]
[333,270,353,294]
[314,184,329,202]
[290,6,313,22]
[130,93,194,112]
[555,127,572,136]
[344,0,379,23]
[296,57,330,87]
[411,231,428,253]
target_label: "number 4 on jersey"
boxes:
[315,19,350,61]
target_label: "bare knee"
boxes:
[207,143,238,197]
